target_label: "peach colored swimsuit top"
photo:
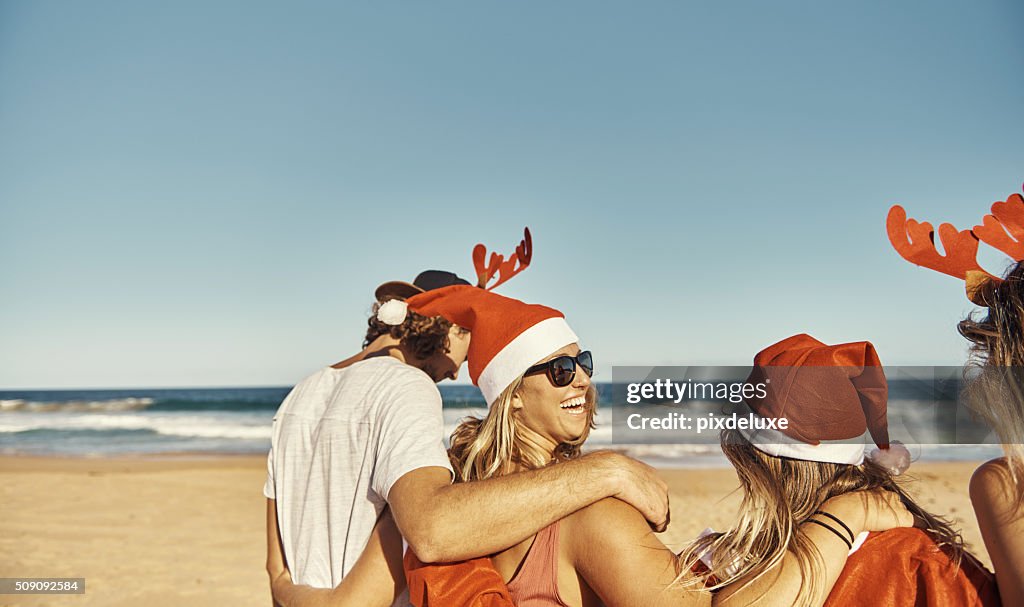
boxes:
[505,521,570,607]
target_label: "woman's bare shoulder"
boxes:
[970,457,1015,503]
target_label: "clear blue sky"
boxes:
[2,1,1022,389]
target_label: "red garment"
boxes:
[404,549,516,607]
[824,528,1000,606]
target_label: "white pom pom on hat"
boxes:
[377,299,409,325]
[866,441,912,475]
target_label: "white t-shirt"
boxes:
[264,356,453,593]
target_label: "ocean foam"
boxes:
[0,413,270,440]
[0,398,155,412]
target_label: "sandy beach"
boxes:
[0,456,992,606]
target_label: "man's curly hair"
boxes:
[364,298,454,360]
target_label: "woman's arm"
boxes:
[970,458,1024,606]
[266,499,405,607]
[565,490,911,607]
[266,499,286,607]
[565,497,710,607]
[713,490,913,607]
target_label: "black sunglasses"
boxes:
[523,351,594,387]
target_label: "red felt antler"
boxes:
[973,192,1024,260]
[887,185,1024,306]
[886,206,991,280]
[887,205,1001,305]
[473,227,533,291]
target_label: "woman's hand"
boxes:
[266,502,404,607]
[269,568,295,606]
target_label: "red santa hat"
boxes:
[739,334,910,473]
[380,285,578,405]
[374,227,578,405]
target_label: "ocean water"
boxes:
[0,384,1004,466]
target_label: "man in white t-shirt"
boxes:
[265,271,670,605]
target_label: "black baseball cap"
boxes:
[374,270,472,302]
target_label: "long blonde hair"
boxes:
[676,429,965,607]
[958,260,1024,492]
[448,375,598,482]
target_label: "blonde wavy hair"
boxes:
[958,260,1024,493]
[448,375,598,482]
[676,429,965,607]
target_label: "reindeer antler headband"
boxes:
[887,185,1024,305]
[474,227,532,290]
[376,227,533,324]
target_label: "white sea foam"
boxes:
[0,400,26,411]
[0,421,37,433]
[0,412,270,440]
[151,421,269,440]
[0,398,155,412]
